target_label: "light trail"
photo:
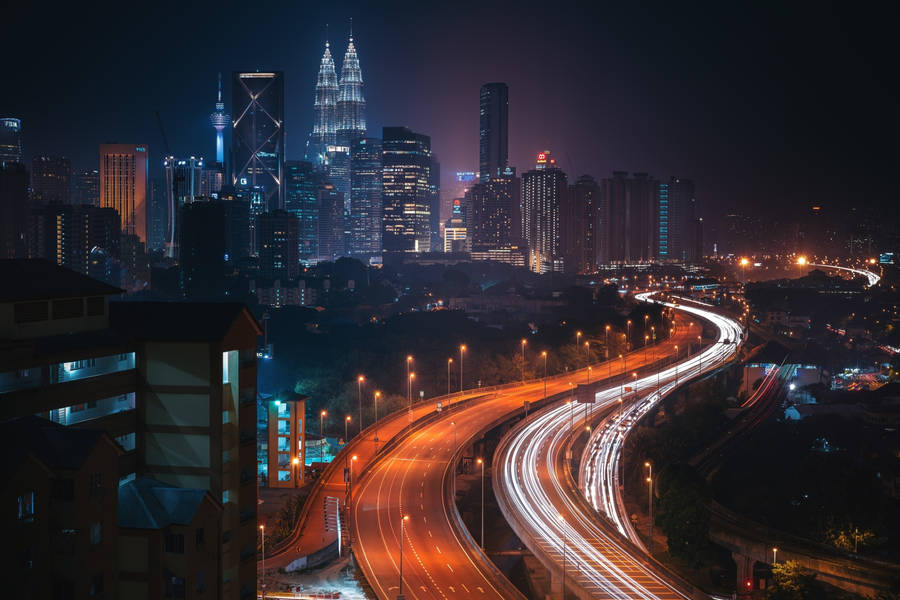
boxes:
[808,263,880,287]
[494,293,744,598]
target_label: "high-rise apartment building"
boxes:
[74,169,100,206]
[284,160,320,260]
[306,43,339,167]
[99,144,149,245]
[28,204,121,284]
[348,137,382,256]
[210,73,230,164]
[0,260,261,600]
[0,117,24,165]
[657,177,697,263]
[201,162,225,198]
[522,151,567,273]
[467,167,519,253]
[31,156,71,205]
[232,71,284,211]
[258,210,300,281]
[600,171,658,263]
[563,175,601,273]
[382,126,433,253]
[479,83,509,183]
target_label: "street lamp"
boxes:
[772,546,778,564]
[373,391,381,443]
[521,339,527,382]
[627,319,633,350]
[587,365,592,384]
[476,457,485,549]
[399,514,410,597]
[740,257,749,282]
[584,341,590,368]
[357,375,365,435]
[345,415,351,445]
[459,344,466,393]
[408,372,415,417]
[348,454,358,548]
[406,354,413,399]
[291,456,300,488]
[645,462,653,554]
[541,351,548,398]
[605,325,611,359]
[319,410,327,463]
[447,358,453,398]
[259,524,266,599]
[644,314,649,339]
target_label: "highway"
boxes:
[808,263,880,287]
[493,295,744,598]
[351,312,697,600]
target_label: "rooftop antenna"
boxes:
[325,22,329,47]
[349,16,353,40]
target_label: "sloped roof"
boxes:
[119,477,219,530]
[0,415,117,480]
[0,259,123,302]
[109,301,261,341]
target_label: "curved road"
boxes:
[352,313,696,600]
[493,296,743,598]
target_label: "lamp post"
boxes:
[575,330,582,368]
[373,391,381,443]
[345,415,351,445]
[644,314,649,339]
[645,462,653,554]
[740,257,749,282]
[319,410,327,463]
[291,456,300,488]
[698,335,703,373]
[476,457,485,549]
[605,325,610,360]
[459,345,466,393]
[541,351,548,398]
[772,546,778,564]
[584,341,590,368]
[357,375,365,435]
[447,358,453,398]
[259,524,266,599]
[627,319,633,350]
[521,339,527,382]
[348,455,357,548]
[399,514,410,597]
[644,334,650,361]
[587,366,592,384]
[406,354,413,400]
[407,373,415,418]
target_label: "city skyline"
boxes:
[6,1,897,226]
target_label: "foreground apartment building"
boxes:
[0,259,261,599]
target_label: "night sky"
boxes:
[6,0,898,228]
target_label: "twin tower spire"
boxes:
[306,23,366,166]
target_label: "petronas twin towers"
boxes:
[306,30,366,166]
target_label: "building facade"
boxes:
[316,183,345,261]
[99,144,149,245]
[74,168,100,206]
[479,83,509,183]
[657,177,697,263]
[0,117,24,165]
[522,151,567,273]
[232,71,284,213]
[382,126,433,253]
[284,160,320,261]
[258,209,300,281]
[348,137,382,256]
[467,167,519,253]
[600,171,658,263]
[32,156,71,205]
[564,175,601,273]
[306,43,339,168]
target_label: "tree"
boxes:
[655,463,710,566]
[767,560,816,600]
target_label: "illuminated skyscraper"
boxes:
[382,127,433,253]
[337,30,366,147]
[522,151,567,273]
[348,137,382,256]
[657,177,696,262]
[99,144,149,244]
[209,72,230,164]
[306,42,339,167]
[163,156,204,258]
[467,167,518,253]
[232,71,284,211]
[0,118,23,166]
[74,169,100,206]
[479,83,508,182]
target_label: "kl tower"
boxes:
[210,72,229,164]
